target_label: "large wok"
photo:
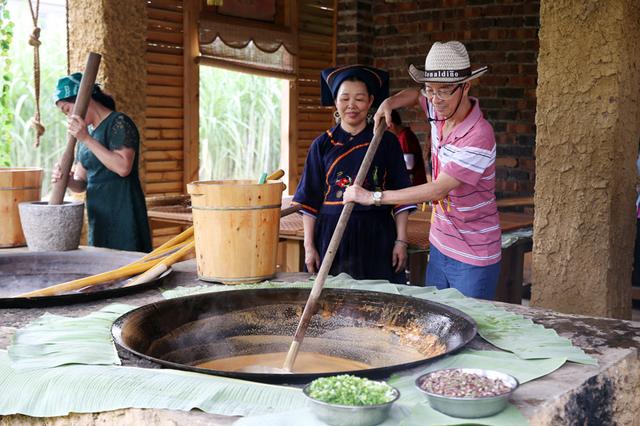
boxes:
[112,288,476,384]
[0,250,169,308]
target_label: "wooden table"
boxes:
[279,207,534,301]
[147,199,534,302]
[495,196,534,209]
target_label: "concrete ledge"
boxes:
[0,247,638,425]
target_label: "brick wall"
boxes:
[336,0,539,197]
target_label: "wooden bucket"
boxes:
[187,179,285,284]
[0,167,43,247]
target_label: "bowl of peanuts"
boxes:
[415,368,519,418]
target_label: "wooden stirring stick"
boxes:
[283,122,388,371]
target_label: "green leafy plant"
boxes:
[199,67,283,180]
[0,0,14,167]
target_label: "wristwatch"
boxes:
[372,191,383,206]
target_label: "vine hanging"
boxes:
[27,0,45,147]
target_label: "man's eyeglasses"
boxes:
[420,84,462,100]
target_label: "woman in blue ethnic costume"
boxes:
[293,65,415,283]
[51,73,152,252]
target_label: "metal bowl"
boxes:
[415,368,519,418]
[302,382,400,426]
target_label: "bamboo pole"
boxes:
[17,257,163,298]
[139,227,194,262]
[124,240,195,287]
[136,238,192,263]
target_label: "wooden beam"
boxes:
[183,0,200,188]
[286,0,299,193]
[146,160,182,171]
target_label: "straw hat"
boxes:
[408,41,488,84]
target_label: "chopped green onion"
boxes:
[307,374,396,406]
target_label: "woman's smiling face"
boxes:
[335,79,374,132]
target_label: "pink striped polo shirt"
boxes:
[422,96,501,266]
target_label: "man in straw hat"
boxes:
[344,41,501,300]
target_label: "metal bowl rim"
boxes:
[414,367,519,401]
[302,382,401,409]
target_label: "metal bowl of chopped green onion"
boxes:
[415,368,519,418]
[303,375,400,426]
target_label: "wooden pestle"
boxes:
[49,52,102,205]
[283,122,388,371]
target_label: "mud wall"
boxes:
[67,0,146,148]
[532,0,640,318]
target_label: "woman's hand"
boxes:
[67,114,90,142]
[51,162,63,184]
[50,162,72,184]
[392,240,408,272]
[50,162,87,192]
[304,244,321,274]
[343,184,373,205]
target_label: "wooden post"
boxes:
[49,53,102,205]
[183,0,200,189]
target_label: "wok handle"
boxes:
[49,52,102,205]
[283,122,387,371]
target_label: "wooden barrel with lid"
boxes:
[0,167,43,247]
[187,179,285,284]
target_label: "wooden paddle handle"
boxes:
[283,122,387,371]
[49,52,102,205]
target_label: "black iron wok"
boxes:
[0,250,169,308]
[112,288,476,384]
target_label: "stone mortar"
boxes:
[18,201,84,251]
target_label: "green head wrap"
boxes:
[53,72,99,104]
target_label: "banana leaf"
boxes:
[0,350,306,417]
[8,304,134,370]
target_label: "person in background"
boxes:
[292,65,415,284]
[633,147,640,287]
[388,110,428,186]
[51,72,152,253]
[344,41,501,299]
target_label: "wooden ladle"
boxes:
[282,122,388,372]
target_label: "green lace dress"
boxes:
[76,112,152,252]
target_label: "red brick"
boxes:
[335,0,538,197]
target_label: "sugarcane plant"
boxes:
[199,66,283,180]
[0,0,13,167]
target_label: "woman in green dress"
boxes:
[51,72,152,252]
